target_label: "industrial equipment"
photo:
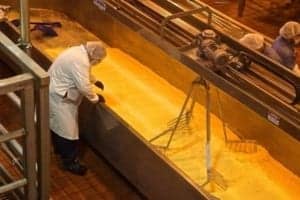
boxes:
[1,0,300,200]
[101,0,300,140]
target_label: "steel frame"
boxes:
[0,30,49,199]
[104,0,300,140]
[0,73,37,199]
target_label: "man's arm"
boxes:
[72,64,99,103]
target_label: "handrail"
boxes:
[0,32,48,85]
[0,179,27,194]
[0,72,37,199]
[0,29,49,199]
[0,73,34,94]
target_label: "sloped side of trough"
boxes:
[79,99,211,200]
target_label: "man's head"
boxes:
[240,33,265,52]
[279,21,300,45]
[86,41,107,65]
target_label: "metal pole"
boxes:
[19,0,30,48]
[0,123,23,158]
[22,84,37,200]
[205,82,211,179]
[0,129,25,143]
[36,86,50,200]
[165,81,197,148]
[0,179,27,194]
[7,92,21,107]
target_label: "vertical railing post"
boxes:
[21,83,37,200]
[19,0,31,48]
[36,85,50,200]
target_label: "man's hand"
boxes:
[97,94,106,103]
[94,81,104,90]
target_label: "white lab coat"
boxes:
[48,45,99,140]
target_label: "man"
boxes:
[272,21,300,74]
[239,33,282,63]
[48,41,106,175]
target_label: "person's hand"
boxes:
[94,81,104,90]
[97,94,106,103]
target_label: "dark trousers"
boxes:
[51,130,79,165]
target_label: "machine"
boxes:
[0,0,300,199]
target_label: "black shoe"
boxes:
[63,160,87,176]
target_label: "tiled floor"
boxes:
[50,146,144,200]
[0,140,144,200]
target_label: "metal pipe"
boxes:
[19,0,30,48]
[22,84,38,200]
[0,124,23,157]
[0,179,27,194]
[7,92,21,107]
[0,164,24,199]
[7,92,37,122]
[0,129,25,143]
[1,144,23,170]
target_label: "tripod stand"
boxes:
[149,76,204,148]
[149,76,227,191]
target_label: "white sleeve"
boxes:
[72,64,99,103]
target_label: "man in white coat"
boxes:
[48,41,106,175]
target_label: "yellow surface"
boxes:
[12,8,300,200]
[93,48,300,200]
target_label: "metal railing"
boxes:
[0,73,37,199]
[0,30,50,199]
